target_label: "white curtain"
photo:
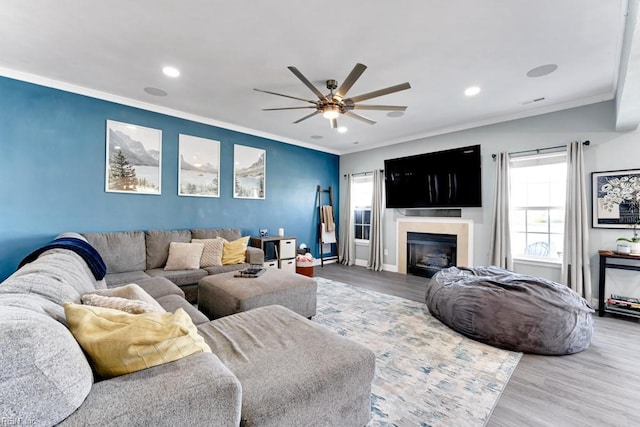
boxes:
[489,152,513,269]
[562,142,592,301]
[367,170,384,271]
[339,174,355,265]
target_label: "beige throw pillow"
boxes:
[88,283,165,312]
[191,238,224,268]
[64,303,211,378]
[164,242,205,270]
[81,294,164,314]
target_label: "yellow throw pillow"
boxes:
[222,236,250,265]
[192,238,224,268]
[64,303,211,378]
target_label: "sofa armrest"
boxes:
[245,246,264,265]
[60,352,241,427]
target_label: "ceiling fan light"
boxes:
[322,106,340,120]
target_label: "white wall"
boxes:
[340,100,640,301]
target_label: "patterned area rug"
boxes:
[313,277,521,427]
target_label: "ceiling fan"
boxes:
[254,63,410,129]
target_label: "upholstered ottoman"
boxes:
[426,266,594,355]
[198,268,317,319]
[197,305,375,427]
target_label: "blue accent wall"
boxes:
[0,76,339,281]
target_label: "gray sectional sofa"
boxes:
[0,233,376,426]
[82,228,264,303]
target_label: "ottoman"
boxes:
[197,305,376,427]
[198,268,317,319]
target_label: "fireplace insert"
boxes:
[407,232,457,278]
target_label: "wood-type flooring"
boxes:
[314,263,640,427]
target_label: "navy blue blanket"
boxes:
[18,237,107,280]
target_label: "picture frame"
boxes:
[233,145,265,199]
[592,168,640,228]
[105,120,162,195]
[178,134,220,197]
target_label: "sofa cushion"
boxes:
[192,238,224,268]
[0,306,93,425]
[155,294,210,325]
[83,231,146,274]
[191,228,242,242]
[203,263,248,276]
[0,250,99,324]
[64,304,212,378]
[145,268,208,287]
[104,270,153,287]
[145,230,192,270]
[222,236,250,265]
[164,242,205,270]
[134,277,185,299]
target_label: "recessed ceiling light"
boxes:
[464,86,481,97]
[144,87,168,96]
[526,64,558,78]
[162,66,180,78]
[387,111,404,118]
[310,135,323,140]
[337,126,348,133]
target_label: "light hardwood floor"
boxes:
[314,263,640,427]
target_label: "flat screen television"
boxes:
[384,145,482,208]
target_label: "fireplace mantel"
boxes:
[396,217,473,275]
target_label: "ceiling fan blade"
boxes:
[335,63,367,98]
[262,106,317,111]
[330,118,338,129]
[344,110,376,125]
[352,105,407,111]
[346,82,411,103]
[293,110,321,124]
[287,66,328,101]
[254,88,316,104]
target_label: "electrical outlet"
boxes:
[384,248,389,256]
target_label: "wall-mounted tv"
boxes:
[384,144,482,209]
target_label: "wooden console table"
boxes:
[598,250,640,318]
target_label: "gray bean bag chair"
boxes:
[425,266,594,355]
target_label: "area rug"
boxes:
[313,277,521,427]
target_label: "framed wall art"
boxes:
[592,169,640,228]
[105,120,162,195]
[178,134,220,197]
[233,145,265,199]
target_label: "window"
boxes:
[352,175,373,242]
[509,152,567,261]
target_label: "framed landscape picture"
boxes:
[178,134,220,197]
[233,145,265,199]
[105,120,162,195]
[592,169,640,228]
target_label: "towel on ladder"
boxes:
[321,205,335,232]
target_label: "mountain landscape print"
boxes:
[105,120,162,195]
[178,134,220,197]
[234,145,265,199]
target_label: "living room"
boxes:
[1,1,639,426]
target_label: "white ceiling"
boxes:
[0,0,636,155]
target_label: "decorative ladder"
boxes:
[317,185,339,266]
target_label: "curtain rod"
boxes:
[491,140,590,160]
[343,169,383,178]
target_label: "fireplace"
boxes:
[396,218,473,275]
[407,232,457,277]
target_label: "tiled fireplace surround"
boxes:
[396,217,474,275]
